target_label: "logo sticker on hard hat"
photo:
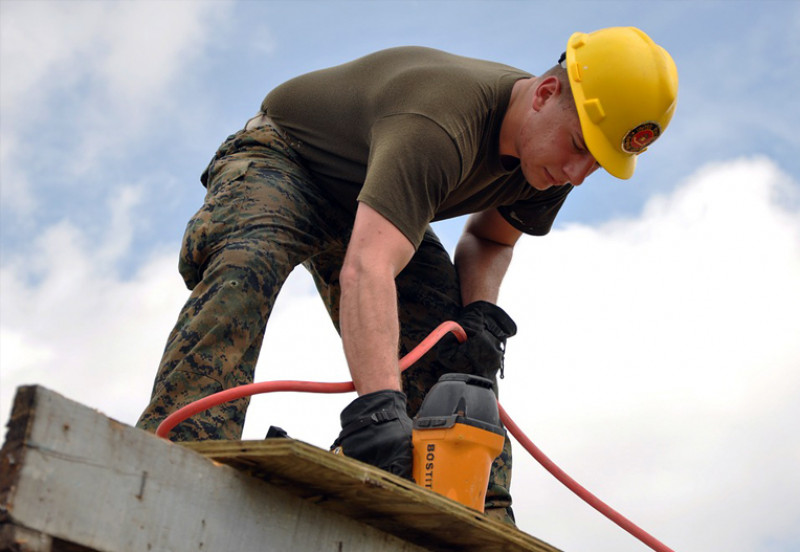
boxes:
[622,122,661,154]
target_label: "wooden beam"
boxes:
[0,386,563,552]
[0,386,427,552]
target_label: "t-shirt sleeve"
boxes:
[357,114,463,248]
[497,184,573,236]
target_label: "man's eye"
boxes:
[575,138,591,155]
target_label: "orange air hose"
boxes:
[155,321,467,438]
[155,320,673,552]
[499,404,675,552]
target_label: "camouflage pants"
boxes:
[136,124,513,518]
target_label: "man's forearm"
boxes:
[340,270,403,395]
[339,203,415,396]
[454,231,514,305]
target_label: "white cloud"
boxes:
[1,157,798,552]
[0,177,351,443]
[0,1,224,119]
[0,185,189,427]
[501,157,800,552]
[0,0,231,212]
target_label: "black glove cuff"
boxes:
[332,390,414,480]
[337,391,407,442]
[462,301,517,338]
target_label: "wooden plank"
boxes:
[183,437,563,552]
[0,523,53,552]
[0,523,95,552]
[0,385,429,552]
[0,385,563,552]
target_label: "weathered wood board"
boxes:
[0,386,562,552]
[0,386,428,552]
[185,439,562,552]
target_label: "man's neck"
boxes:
[498,77,535,158]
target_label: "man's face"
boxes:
[516,82,600,191]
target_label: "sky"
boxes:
[1,1,798,551]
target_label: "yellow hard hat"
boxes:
[564,27,678,179]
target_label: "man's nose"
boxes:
[565,154,599,186]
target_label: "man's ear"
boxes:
[531,76,562,111]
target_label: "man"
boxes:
[137,27,678,521]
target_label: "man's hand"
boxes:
[438,301,517,381]
[332,390,414,480]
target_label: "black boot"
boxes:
[332,390,413,480]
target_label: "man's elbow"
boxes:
[340,254,394,294]
[463,210,523,247]
[339,255,366,293]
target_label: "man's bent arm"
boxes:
[454,209,522,305]
[340,202,416,395]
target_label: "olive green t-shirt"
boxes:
[263,46,572,248]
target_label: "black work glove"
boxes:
[331,390,414,480]
[438,301,517,381]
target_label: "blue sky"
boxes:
[1,2,799,552]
